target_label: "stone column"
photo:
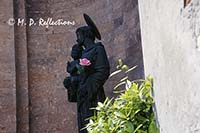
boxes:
[14,0,29,132]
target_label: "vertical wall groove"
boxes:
[13,0,29,132]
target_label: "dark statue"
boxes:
[63,14,110,133]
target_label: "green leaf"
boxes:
[148,120,160,133]
[124,121,134,132]
[134,124,143,133]
[120,76,129,82]
[86,60,159,133]
[114,81,126,90]
[109,69,122,78]
[118,59,123,67]
[122,65,129,70]
[125,80,132,90]
[125,66,137,73]
[114,111,127,119]
[113,90,126,94]
[132,82,138,90]
[98,102,104,108]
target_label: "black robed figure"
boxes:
[63,14,110,133]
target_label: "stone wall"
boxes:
[138,0,200,132]
[0,0,143,132]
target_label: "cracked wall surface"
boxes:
[138,0,200,132]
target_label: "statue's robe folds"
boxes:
[77,42,110,133]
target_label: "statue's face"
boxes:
[76,31,84,46]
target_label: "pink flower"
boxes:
[79,58,91,66]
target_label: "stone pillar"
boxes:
[14,0,29,132]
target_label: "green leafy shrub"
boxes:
[86,60,160,133]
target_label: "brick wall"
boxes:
[0,0,143,132]
[0,0,16,132]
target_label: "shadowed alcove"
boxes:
[15,0,144,132]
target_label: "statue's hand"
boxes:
[77,41,82,46]
[63,76,71,89]
[67,61,78,74]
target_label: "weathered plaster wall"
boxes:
[138,0,200,132]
